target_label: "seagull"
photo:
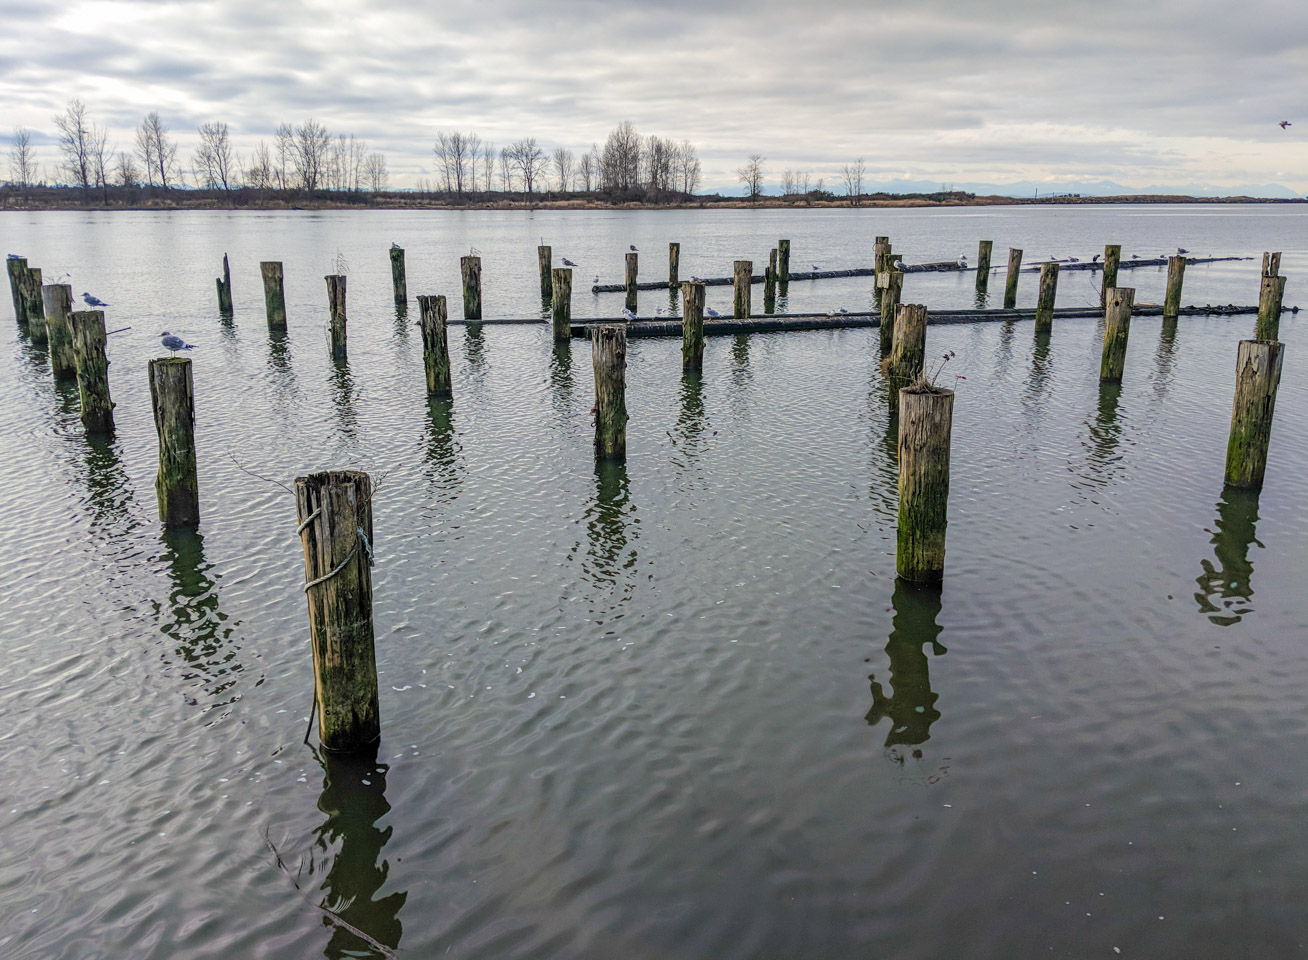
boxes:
[705,307,721,318]
[654,306,666,317]
[562,258,578,267]
[690,275,703,283]
[1068,256,1080,262]
[892,259,905,271]
[159,331,195,356]
[812,264,821,271]
[6,253,20,260]
[391,242,400,249]
[956,255,968,267]
[1092,253,1100,263]
[1131,254,1140,259]
[593,275,600,284]
[1279,121,1292,129]
[1177,247,1189,254]
[621,307,637,321]
[629,245,638,252]
[82,292,108,306]
[829,307,849,315]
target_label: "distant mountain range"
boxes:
[729,179,1305,200]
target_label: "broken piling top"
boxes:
[390,245,408,303]
[1225,340,1284,490]
[325,274,347,360]
[896,385,954,583]
[460,256,482,320]
[1100,287,1136,383]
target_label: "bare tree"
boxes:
[274,123,294,190]
[498,147,514,192]
[364,151,388,192]
[840,158,865,204]
[246,141,274,190]
[90,124,111,204]
[552,146,574,192]
[509,138,544,194]
[115,151,141,188]
[480,142,495,192]
[780,170,797,196]
[676,140,701,195]
[293,118,331,192]
[578,147,595,192]
[136,112,178,189]
[134,120,156,187]
[8,127,36,188]
[434,131,482,194]
[737,153,766,200]
[53,98,94,196]
[195,121,236,192]
[600,121,641,191]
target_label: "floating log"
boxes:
[1102,244,1122,302]
[734,260,752,318]
[294,469,380,753]
[1256,252,1285,341]
[148,356,200,527]
[625,252,638,313]
[417,294,452,399]
[1004,248,1023,309]
[390,246,408,303]
[778,239,791,283]
[260,261,286,330]
[897,386,954,583]
[976,240,992,294]
[69,309,115,434]
[24,267,47,344]
[1225,340,1283,489]
[1164,255,1186,319]
[551,267,573,343]
[460,255,482,320]
[1100,287,1136,383]
[668,242,680,289]
[884,303,928,413]
[879,269,904,356]
[42,283,76,378]
[6,256,27,324]
[325,274,347,360]
[1035,262,1060,333]
[216,253,233,315]
[681,281,706,372]
[591,324,627,460]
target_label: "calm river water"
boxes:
[1,205,1306,959]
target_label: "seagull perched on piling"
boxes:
[6,253,20,260]
[82,292,108,306]
[391,242,400,249]
[892,258,905,271]
[705,307,721,318]
[159,331,195,356]
[621,307,637,321]
[629,244,638,252]
[562,258,578,267]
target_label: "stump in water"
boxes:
[591,324,628,460]
[537,245,552,300]
[216,253,233,315]
[1100,287,1136,383]
[681,281,706,372]
[778,239,791,283]
[668,242,680,289]
[976,240,993,294]
[294,470,380,753]
[879,269,905,357]
[1225,340,1283,489]
[625,252,638,313]
[390,246,407,303]
[1101,244,1122,303]
[897,386,954,583]
[1035,262,1060,333]
[733,260,752,319]
[417,295,452,400]
[551,267,573,343]
[325,274,347,360]
[1256,252,1285,341]
[884,303,928,414]
[24,268,47,344]
[1004,248,1023,309]
[260,262,286,329]
[42,284,76,379]
[6,256,27,324]
[148,357,200,528]
[764,249,778,312]
[460,256,482,320]
[1164,256,1186,319]
[69,309,115,434]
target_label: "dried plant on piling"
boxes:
[905,351,960,393]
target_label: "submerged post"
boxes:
[625,252,638,313]
[896,385,954,583]
[1164,255,1186,320]
[1101,244,1121,302]
[551,267,573,342]
[294,469,380,753]
[733,260,752,319]
[325,274,347,360]
[216,253,233,315]
[682,280,706,372]
[668,242,680,289]
[1225,340,1283,489]
[591,324,628,460]
[764,248,778,311]
[778,239,791,284]
[260,261,286,329]
[69,309,115,434]
[1099,287,1136,383]
[148,357,200,527]
[24,268,47,344]
[537,245,552,300]
[1004,248,1023,309]
[1035,262,1060,333]
[417,294,452,400]
[460,255,482,320]
[1256,252,1286,341]
[6,256,27,324]
[884,303,928,413]
[879,269,904,356]
[390,245,407,303]
[42,283,77,378]
[976,240,993,294]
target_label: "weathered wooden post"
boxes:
[6,256,27,324]
[975,240,993,294]
[24,268,47,344]
[417,294,452,400]
[1225,340,1283,489]
[591,324,627,460]
[733,260,752,319]
[460,255,482,320]
[69,309,115,434]
[1101,244,1121,302]
[681,281,706,372]
[874,238,892,307]
[389,245,407,303]
[884,303,928,413]
[1256,252,1286,341]
[1164,255,1186,320]
[216,253,233,315]
[624,252,638,313]
[42,283,77,378]
[1035,262,1060,333]
[764,248,778,312]
[294,469,381,753]
[537,245,552,300]
[668,242,680,289]
[260,262,286,330]
[1099,287,1136,383]
[551,267,573,343]
[148,357,200,527]
[778,239,791,284]
[879,269,904,356]
[325,274,347,360]
[1004,248,1023,309]
[896,385,954,583]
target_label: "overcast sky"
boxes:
[2,0,1305,193]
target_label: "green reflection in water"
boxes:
[422,398,463,503]
[329,357,359,442]
[548,340,575,425]
[1195,486,1262,626]
[566,459,639,624]
[867,580,946,758]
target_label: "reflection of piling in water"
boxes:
[70,309,115,434]
[422,398,462,500]
[1085,381,1123,476]
[417,295,452,400]
[866,579,945,752]
[1256,252,1285,341]
[158,527,243,708]
[325,274,347,361]
[148,357,200,528]
[668,241,680,288]
[733,260,752,318]
[896,386,954,583]
[681,281,705,372]
[574,459,639,608]
[329,358,359,440]
[1225,339,1283,489]
[42,283,77,378]
[1100,287,1135,383]
[1004,247,1023,308]
[625,252,638,313]
[551,268,572,342]
[1195,486,1261,626]
[216,253,233,316]
[537,244,552,300]
[460,255,481,320]
[591,324,628,460]
[261,261,287,329]
[975,240,992,295]
[1024,331,1053,409]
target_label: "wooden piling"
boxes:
[681,281,706,372]
[1164,255,1186,319]
[668,242,680,289]
[390,246,408,303]
[551,267,573,343]
[1101,244,1121,302]
[260,261,286,330]
[1262,251,1282,277]
[896,386,954,583]
[1004,248,1023,309]
[625,252,638,313]
[1256,252,1286,341]
[325,274,347,361]
[1034,262,1060,333]
[884,303,928,412]
[733,260,752,319]
[874,239,893,307]
[216,253,233,315]
[1099,287,1136,383]
[764,248,778,311]
[6,256,27,324]
[24,268,47,344]
[1225,339,1283,489]
[294,469,381,753]
[778,239,791,284]
[591,324,627,460]
[417,294,452,400]
[976,240,993,294]
[148,357,200,527]
[460,256,482,320]
[42,283,76,378]
[879,269,904,356]
[536,245,552,300]
[69,309,115,434]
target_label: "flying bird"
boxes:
[561,258,578,267]
[1279,121,1292,129]
[621,307,637,321]
[82,292,108,306]
[654,306,666,317]
[159,331,195,356]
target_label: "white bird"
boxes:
[654,306,666,317]
[892,259,905,271]
[705,307,721,318]
[391,242,400,249]
[159,331,195,356]
[829,307,849,316]
[690,275,703,283]
[956,255,968,267]
[82,292,108,307]
[621,307,637,321]
[562,258,578,267]
[593,275,600,284]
